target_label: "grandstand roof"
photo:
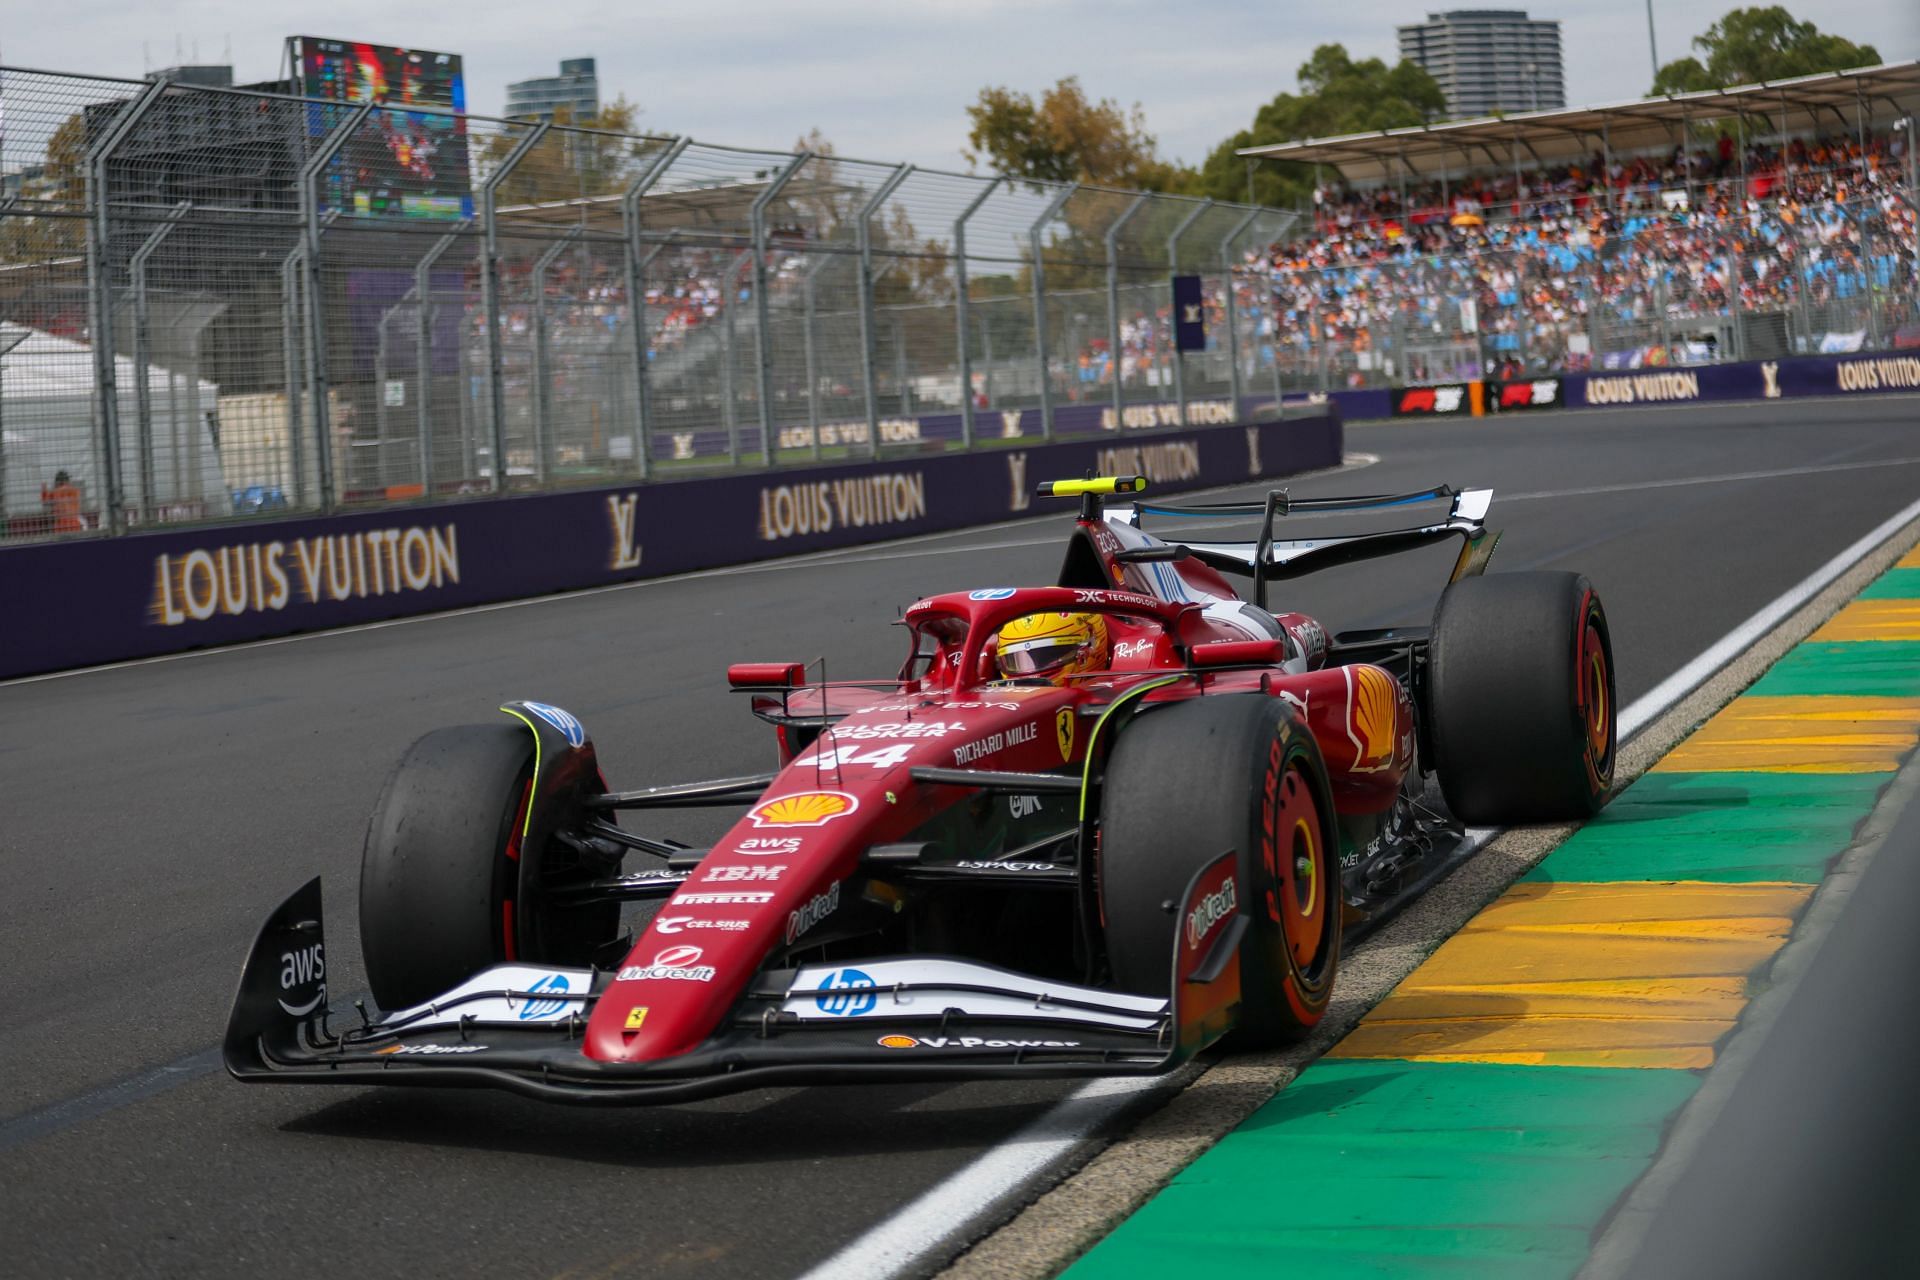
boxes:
[1239,61,1920,183]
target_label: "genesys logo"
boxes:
[878,1035,1082,1050]
[1393,384,1469,415]
[702,864,784,883]
[785,882,841,944]
[1495,378,1561,411]
[1185,876,1238,951]
[747,792,858,829]
[654,916,751,935]
[618,946,717,982]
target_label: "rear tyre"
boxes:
[1427,571,1616,825]
[359,723,618,1009]
[1100,696,1340,1047]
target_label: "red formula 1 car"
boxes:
[226,477,1616,1103]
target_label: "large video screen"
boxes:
[289,37,474,219]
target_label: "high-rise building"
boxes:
[505,58,600,124]
[1397,10,1565,120]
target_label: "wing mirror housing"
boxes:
[727,662,808,689]
[1189,639,1288,668]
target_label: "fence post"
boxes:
[621,136,687,481]
[801,253,834,461]
[1218,208,1260,418]
[83,78,166,535]
[750,152,809,467]
[1030,183,1077,441]
[858,163,915,459]
[530,227,585,485]
[953,177,1000,450]
[413,222,470,496]
[279,244,307,505]
[478,121,551,493]
[127,201,190,524]
[297,102,375,512]
[1167,199,1212,426]
[1105,194,1151,433]
[722,249,752,463]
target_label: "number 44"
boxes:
[801,742,916,771]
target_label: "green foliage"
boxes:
[1187,45,1446,206]
[964,77,1198,193]
[1650,7,1880,93]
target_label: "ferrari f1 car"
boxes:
[227,476,1616,1103]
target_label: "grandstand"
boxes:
[1231,63,1920,388]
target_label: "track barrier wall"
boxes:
[1294,349,1920,422]
[0,409,1340,679]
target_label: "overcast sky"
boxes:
[7,1,1918,169]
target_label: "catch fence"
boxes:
[0,67,1292,542]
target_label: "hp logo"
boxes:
[814,968,878,1017]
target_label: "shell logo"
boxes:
[877,1035,919,1049]
[1347,665,1398,772]
[748,790,859,828]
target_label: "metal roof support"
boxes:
[479,121,551,493]
[1167,198,1212,426]
[857,163,914,459]
[84,78,167,533]
[952,176,1001,450]
[128,201,191,526]
[1218,207,1262,418]
[1104,193,1151,433]
[1029,182,1078,441]
[800,251,837,461]
[299,102,375,512]
[279,243,308,506]
[620,135,689,479]
[749,151,809,467]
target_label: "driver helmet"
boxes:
[995,612,1110,685]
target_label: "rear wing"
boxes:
[1111,485,1497,609]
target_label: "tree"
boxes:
[1187,45,1446,206]
[964,77,1196,193]
[1650,7,1880,93]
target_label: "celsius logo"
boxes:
[1186,877,1238,950]
[815,968,878,1017]
[512,973,573,1021]
[520,702,586,748]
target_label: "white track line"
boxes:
[794,494,1920,1280]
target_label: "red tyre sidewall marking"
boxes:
[1575,595,1613,792]
[1261,733,1330,1024]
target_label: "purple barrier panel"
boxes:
[0,412,1341,680]
[1780,352,1920,399]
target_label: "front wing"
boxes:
[224,857,1244,1105]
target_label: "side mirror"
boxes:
[1189,639,1288,669]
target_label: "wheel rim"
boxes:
[1578,614,1614,787]
[1267,760,1329,970]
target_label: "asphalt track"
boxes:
[3,395,1918,1279]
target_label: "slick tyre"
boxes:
[1100,696,1340,1047]
[1427,571,1617,825]
[360,723,616,1009]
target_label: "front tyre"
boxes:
[359,723,618,1009]
[1099,696,1340,1047]
[1427,571,1616,825]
